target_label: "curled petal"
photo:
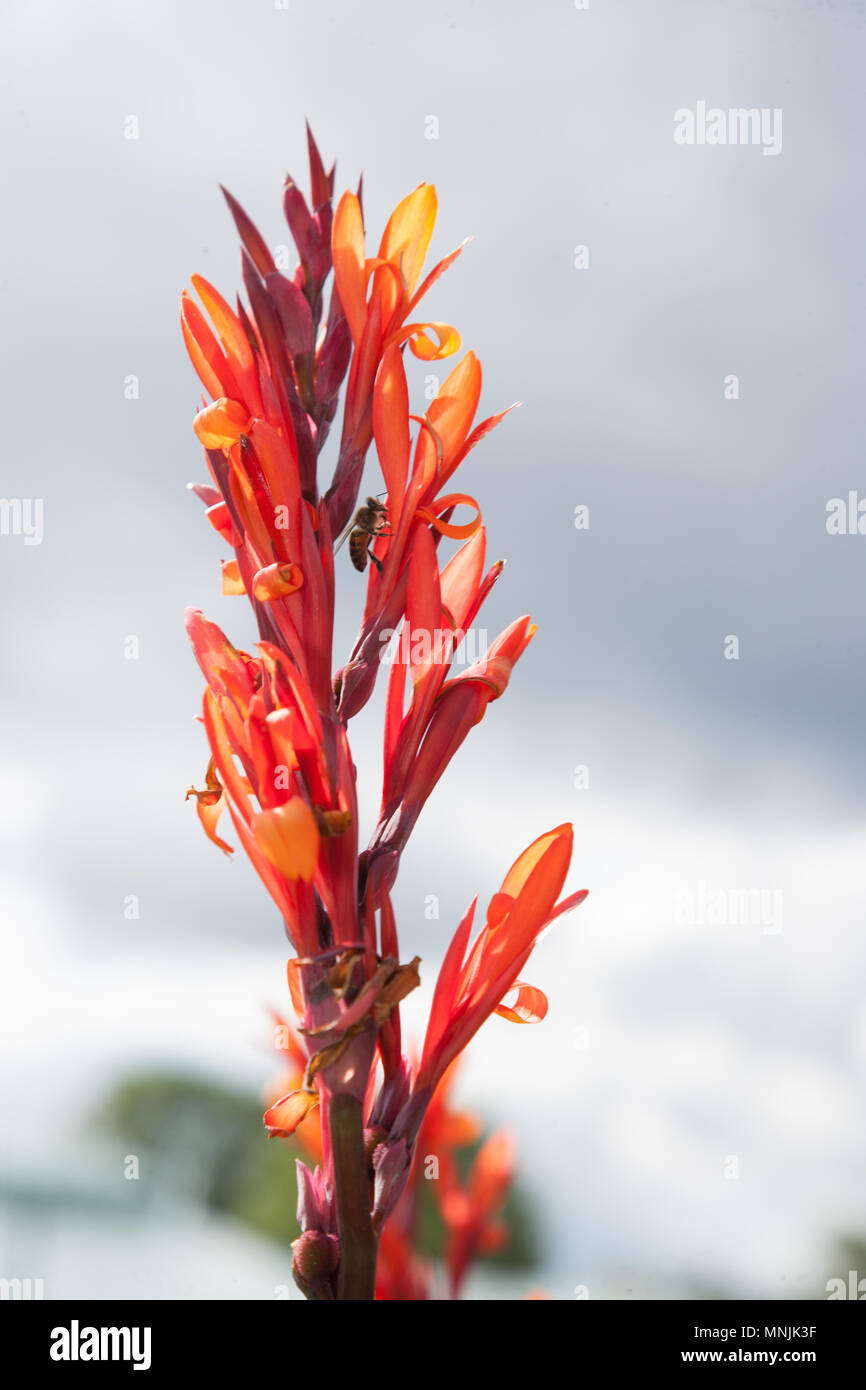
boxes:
[264,1088,319,1138]
[185,776,234,856]
[252,561,304,602]
[493,981,549,1025]
[400,321,461,361]
[416,492,482,540]
[186,761,232,854]
[193,397,249,449]
[196,796,233,855]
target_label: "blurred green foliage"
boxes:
[98,1073,300,1247]
[97,1072,535,1268]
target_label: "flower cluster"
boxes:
[182,127,586,1299]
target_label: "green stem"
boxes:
[330,1092,377,1300]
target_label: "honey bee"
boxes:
[335,496,389,573]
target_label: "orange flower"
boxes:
[415,825,587,1096]
[370,828,586,1234]
[327,186,466,538]
[263,1011,322,1162]
[334,344,516,722]
[185,608,358,954]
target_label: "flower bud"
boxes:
[291,1230,339,1286]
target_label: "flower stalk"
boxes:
[330,1093,377,1301]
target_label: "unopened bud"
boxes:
[291,1229,339,1285]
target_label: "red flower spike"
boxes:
[181,132,584,1301]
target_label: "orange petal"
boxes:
[191,274,256,379]
[500,824,574,902]
[494,981,549,1025]
[264,1088,319,1138]
[443,400,519,486]
[444,614,535,699]
[253,798,319,883]
[186,780,233,856]
[286,957,305,1017]
[427,352,482,469]
[193,397,249,450]
[409,238,469,313]
[378,184,437,296]
[484,830,573,971]
[416,493,482,540]
[399,321,461,361]
[248,420,302,518]
[440,529,486,634]
[406,525,442,687]
[252,561,304,602]
[221,559,245,595]
[181,292,241,401]
[373,344,410,530]
[332,191,367,348]
[205,501,234,544]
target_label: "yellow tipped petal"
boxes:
[332,191,367,348]
[264,1088,319,1138]
[378,184,437,296]
[220,559,246,595]
[402,321,461,361]
[253,798,319,882]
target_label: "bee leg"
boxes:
[369,548,384,574]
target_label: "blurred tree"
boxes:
[97,1072,536,1268]
[97,1072,299,1246]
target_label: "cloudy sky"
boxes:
[2,0,865,1297]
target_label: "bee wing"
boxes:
[333,517,355,554]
